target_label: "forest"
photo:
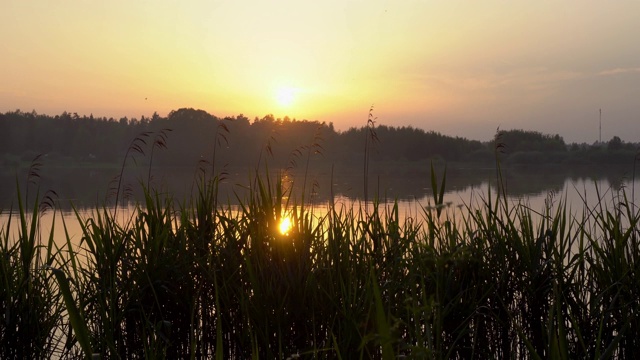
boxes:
[1,108,638,173]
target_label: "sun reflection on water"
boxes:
[278,216,293,235]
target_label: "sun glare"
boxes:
[279,217,293,235]
[275,87,297,108]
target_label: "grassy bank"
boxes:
[1,160,639,359]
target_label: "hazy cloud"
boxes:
[598,67,640,76]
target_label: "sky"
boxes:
[1,1,639,144]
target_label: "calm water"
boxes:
[2,165,639,249]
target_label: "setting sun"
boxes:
[278,216,293,235]
[275,87,297,108]
[2,1,640,144]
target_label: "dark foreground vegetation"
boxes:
[2,155,640,358]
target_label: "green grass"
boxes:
[1,143,639,358]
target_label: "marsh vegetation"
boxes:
[1,112,639,359]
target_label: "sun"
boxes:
[275,86,297,108]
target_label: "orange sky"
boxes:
[2,1,639,143]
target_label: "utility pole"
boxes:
[599,108,602,144]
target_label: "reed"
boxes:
[1,131,639,359]
[0,161,71,359]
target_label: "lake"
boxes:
[2,164,638,248]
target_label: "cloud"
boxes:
[597,67,640,76]
[414,67,586,94]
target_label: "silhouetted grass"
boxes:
[1,130,639,359]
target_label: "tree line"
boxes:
[1,108,638,172]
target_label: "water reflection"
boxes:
[2,164,635,212]
[2,164,638,251]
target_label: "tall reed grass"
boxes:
[1,133,639,359]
